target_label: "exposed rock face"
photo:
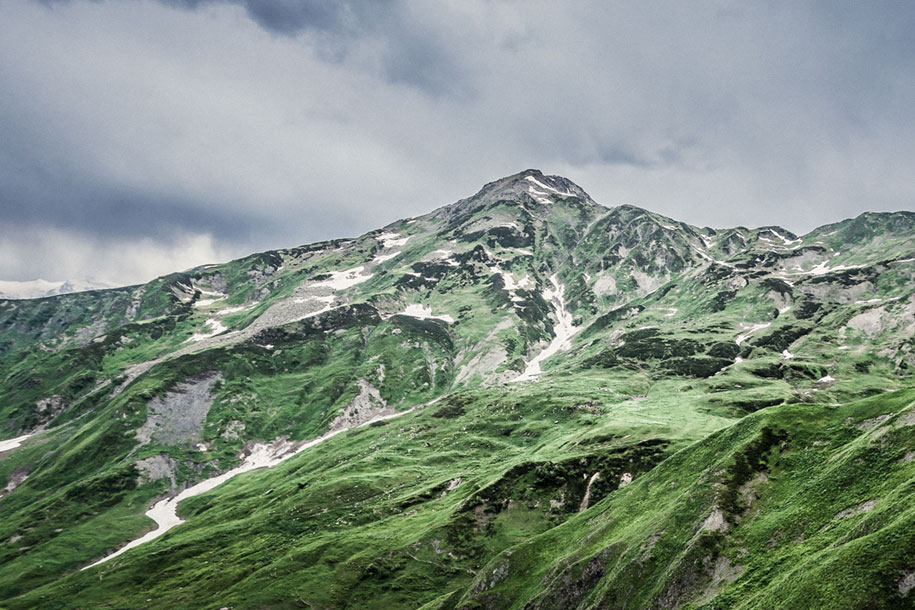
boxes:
[135,454,179,490]
[136,373,221,446]
[328,380,394,433]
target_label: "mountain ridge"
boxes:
[0,170,914,609]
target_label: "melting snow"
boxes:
[801,260,865,276]
[82,405,423,570]
[767,229,798,245]
[524,175,574,197]
[696,250,737,269]
[194,298,225,308]
[216,304,255,316]
[735,322,771,346]
[489,266,534,302]
[511,274,578,382]
[782,350,794,360]
[376,232,411,248]
[527,187,553,205]
[186,319,228,343]
[818,375,836,383]
[312,266,373,291]
[0,433,33,453]
[373,252,401,264]
[397,304,455,323]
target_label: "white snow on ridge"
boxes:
[0,433,33,453]
[524,175,576,198]
[766,229,798,245]
[511,274,578,383]
[312,266,373,291]
[376,232,411,248]
[527,186,553,205]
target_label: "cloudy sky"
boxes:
[1,1,914,285]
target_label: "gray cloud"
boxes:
[144,0,465,96]
[2,0,914,284]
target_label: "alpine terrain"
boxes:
[2,169,915,609]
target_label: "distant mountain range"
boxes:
[0,278,120,300]
[1,170,913,609]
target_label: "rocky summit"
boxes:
[1,170,915,609]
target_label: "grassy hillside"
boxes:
[1,170,914,609]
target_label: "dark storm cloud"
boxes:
[160,0,379,34]
[2,0,915,284]
[111,0,466,96]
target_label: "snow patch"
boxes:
[396,304,455,324]
[373,252,401,264]
[524,175,575,198]
[512,274,578,382]
[215,304,255,316]
[312,266,373,291]
[0,433,33,453]
[186,319,227,343]
[376,232,411,248]
[735,322,771,346]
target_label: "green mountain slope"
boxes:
[1,170,914,609]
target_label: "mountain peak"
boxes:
[463,169,595,209]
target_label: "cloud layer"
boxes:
[2,0,914,284]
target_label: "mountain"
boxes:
[0,278,121,300]
[1,169,914,609]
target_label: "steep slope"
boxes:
[452,390,915,610]
[1,170,914,609]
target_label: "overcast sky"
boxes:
[1,1,914,285]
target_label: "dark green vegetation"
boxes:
[1,170,914,609]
